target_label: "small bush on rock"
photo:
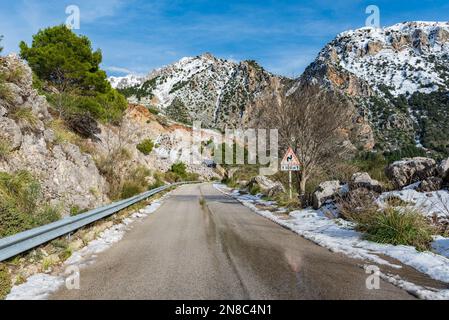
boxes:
[0,137,11,161]
[11,107,38,128]
[0,170,61,237]
[171,162,187,177]
[136,139,154,155]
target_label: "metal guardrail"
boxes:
[0,182,196,262]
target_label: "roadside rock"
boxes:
[385,157,437,188]
[0,116,22,150]
[349,172,382,192]
[312,180,348,209]
[247,176,285,197]
[438,157,449,181]
[416,177,444,192]
[237,180,249,189]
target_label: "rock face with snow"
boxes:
[416,177,444,192]
[109,53,285,130]
[109,74,145,90]
[293,21,449,154]
[385,157,437,188]
[247,176,285,197]
[349,172,382,192]
[312,180,348,209]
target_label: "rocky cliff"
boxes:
[293,21,449,154]
[0,55,220,217]
[0,55,109,214]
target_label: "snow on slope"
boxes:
[324,21,449,96]
[109,74,145,89]
[108,53,282,129]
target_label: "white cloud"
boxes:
[104,66,135,74]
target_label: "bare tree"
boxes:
[257,84,352,196]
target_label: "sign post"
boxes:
[280,147,301,199]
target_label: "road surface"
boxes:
[50,183,437,299]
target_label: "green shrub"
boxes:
[352,152,389,184]
[362,207,434,251]
[0,201,32,238]
[338,191,435,251]
[4,63,25,84]
[0,170,41,215]
[59,247,73,261]
[33,205,61,226]
[384,145,427,163]
[121,181,143,199]
[20,25,107,94]
[0,70,12,103]
[69,205,85,217]
[163,171,181,183]
[273,192,300,209]
[136,139,154,155]
[249,184,261,195]
[120,166,151,199]
[148,107,159,115]
[0,137,11,161]
[0,170,62,237]
[47,91,126,124]
[171,162,187,177]
[0,263,11,300]
[11,107,38,127]
[20,25,127,124]
[162,164,199,183]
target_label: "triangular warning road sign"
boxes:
[281,147,301,171]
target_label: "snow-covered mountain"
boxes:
[294,21,449,154]
[110,22,449,155]
[109,53,284,129]
[109,74,145,90]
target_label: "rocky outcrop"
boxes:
[0,55,109,215]
[292,22,449,154]
[349,172,382,193]
[385,157,437,189]
[247,176,285,197]
[438,157,449,182]
[416,177,444,192]
[312,180,348,209]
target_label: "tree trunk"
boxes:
[299,175,307,196]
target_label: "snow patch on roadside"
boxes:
[378,189,449,220]
[6,197,167,300]
[6,274,65,300]
[214,184,449,299]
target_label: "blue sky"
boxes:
[1,0,448,77]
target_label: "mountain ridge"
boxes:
[110,21,449,155]
[109,53,286,130]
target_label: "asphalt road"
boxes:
[50,183,423,300]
